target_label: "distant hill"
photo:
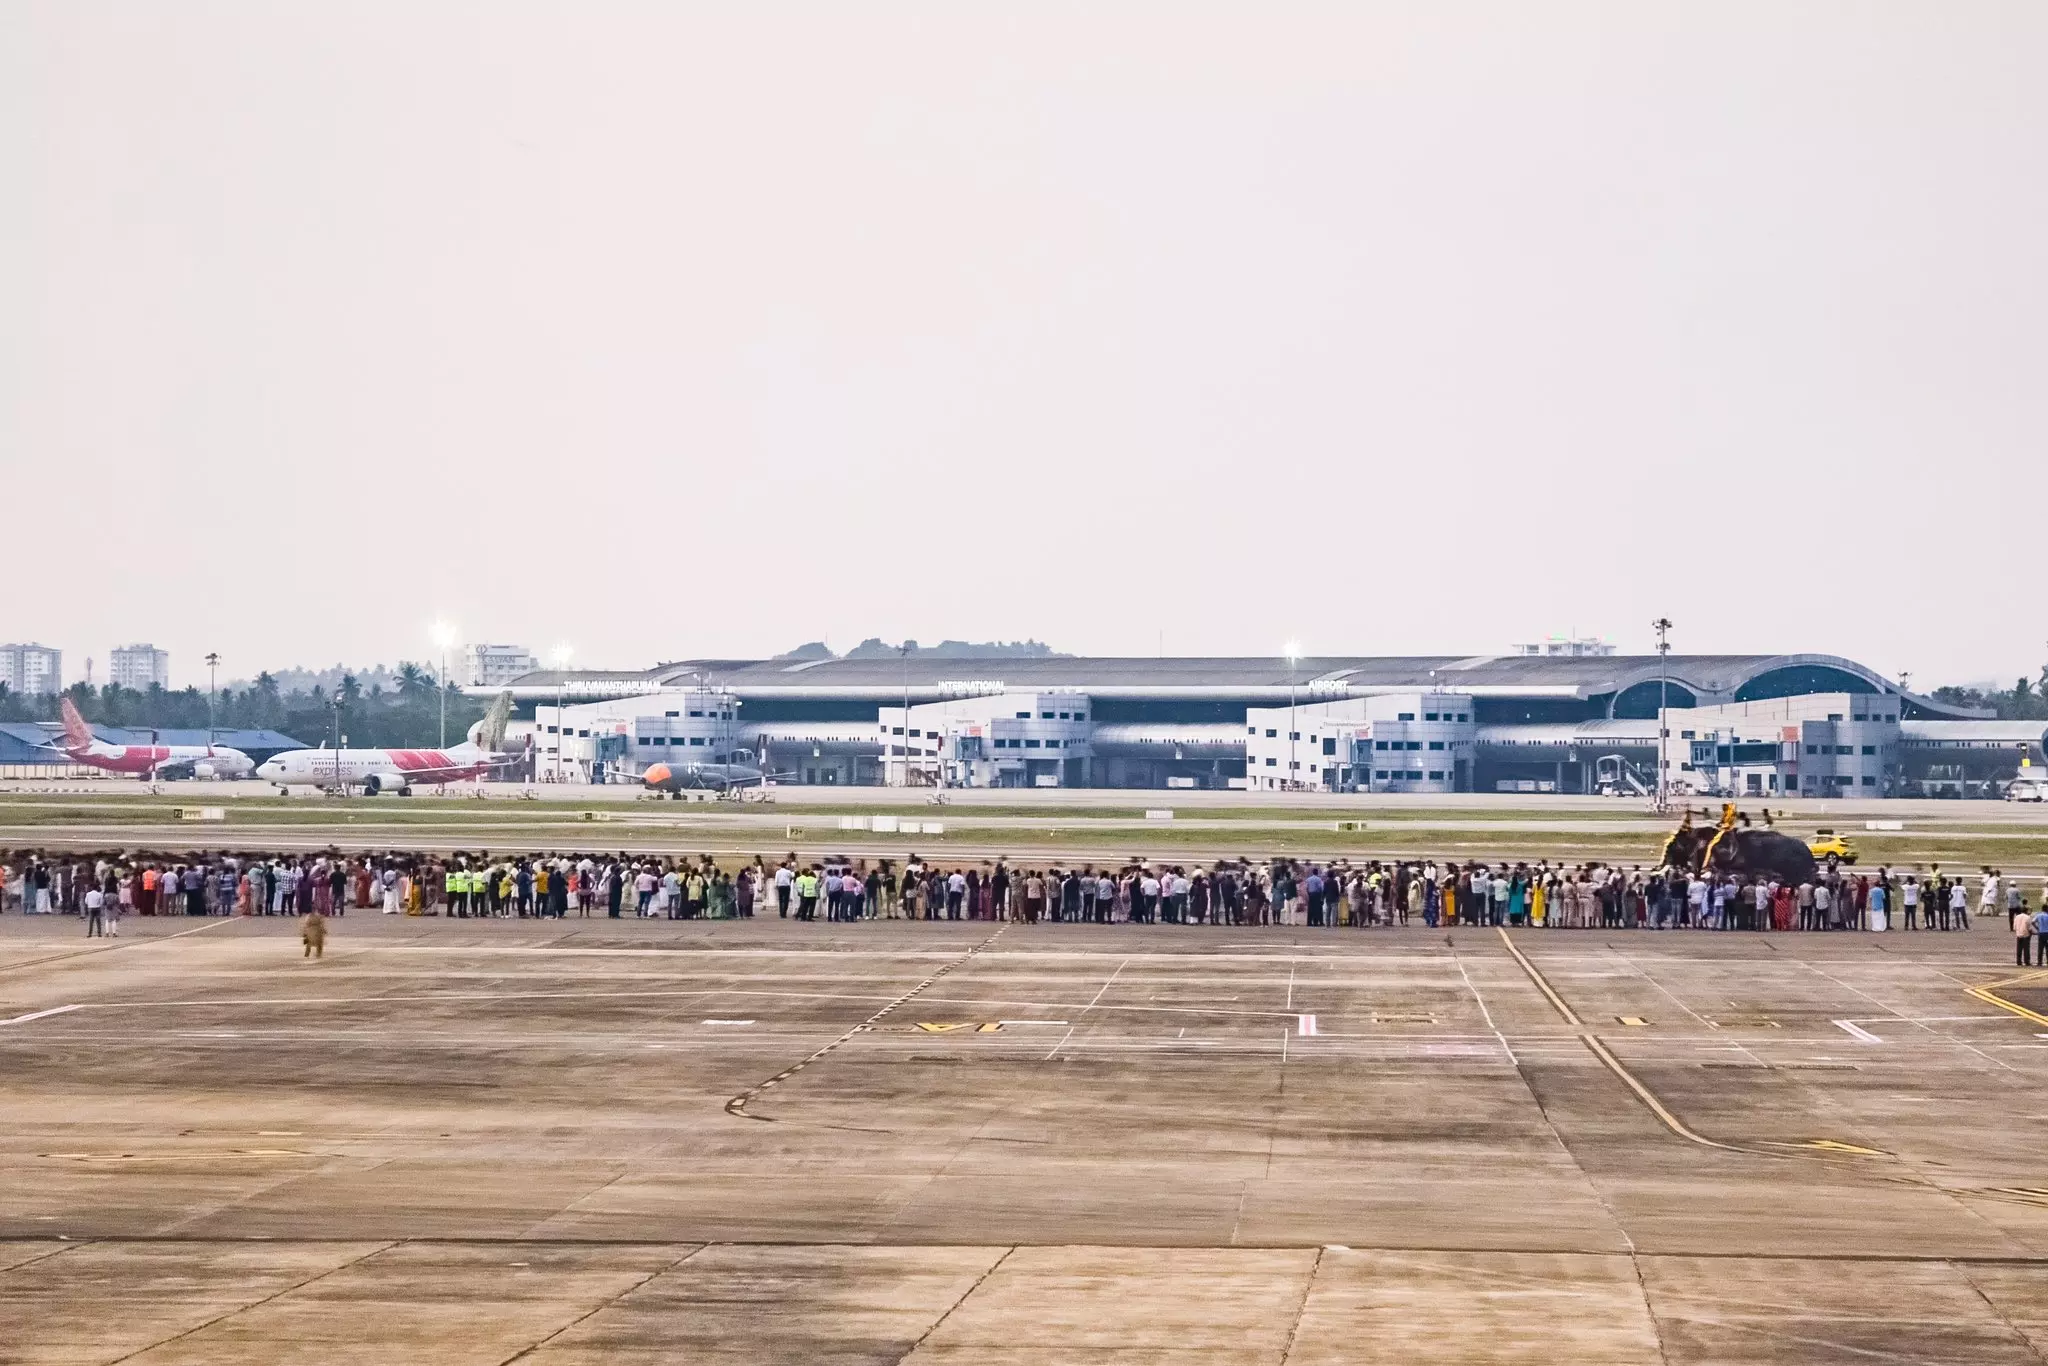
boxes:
[777,639,1067,662]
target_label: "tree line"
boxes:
[0,662,491,749]
[1928,669,2048,721]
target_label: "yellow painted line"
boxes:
[1974,967,2048,992]
[1581,1034,1739,1151]
[1618,1016,1649,1027]
[1794,1139,1888,1157]
[915,1022,975,1033]
[1493,929,1581,1027]
[1497,929,1737,1153]
[1968,985,2048,1029]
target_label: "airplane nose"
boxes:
[644,764,670,784]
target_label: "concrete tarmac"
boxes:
[6,912,2048,1361]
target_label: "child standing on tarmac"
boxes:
[301,908,327,960]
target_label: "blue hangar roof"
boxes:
[0,723,306,764]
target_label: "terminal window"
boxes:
[1398,713,1415,721]
[1427,741,1444,751]
[1425,713,1438,721]
[1374,770,1389,779]
[1266,729,1277,738]
[1405,770,1423,779]
[1428,771,1443,780]
[1266,758,1276,766]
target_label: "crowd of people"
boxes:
[2,850,2039,947]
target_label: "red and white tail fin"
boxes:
[59,697,95,752]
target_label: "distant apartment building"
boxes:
[0,643,62,696]
[466,643,539,688]
[109,643,171,690]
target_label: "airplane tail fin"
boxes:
[478,691,513,753]
[59,697,94,751]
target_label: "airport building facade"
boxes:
[486,653,2037,797]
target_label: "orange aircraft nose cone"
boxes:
[644,764,670,785]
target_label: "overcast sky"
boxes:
[4,3,2043,689]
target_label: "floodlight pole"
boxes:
[204,652,220,744]
[1653,618,1673,814]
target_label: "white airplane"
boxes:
[57,697,254,779]
[258,694,521,795]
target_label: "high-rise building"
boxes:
[109,643,171,690]
[0,643,62,696]
[466,643,539,688]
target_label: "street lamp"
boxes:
[1283,641,1301,792]
[204,652,220,744]
[430,621,459,749]
[549,643,573,784]
[329,692,345,793]
[1652,618,1673,814]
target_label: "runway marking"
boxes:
[1833,1019,1883,1044]
[0,916,236,975]
[1044,957,1129,1061]
[0,1004,83,1026]
[1618,1016,1649,1027]
[1967,981,2048,1030]
[725,926,1006,1121]
[997,1019,1067,1026]
[915,1022,975,1033]
[1496,930,1737,1151]
[702,1019,754,1025]
[1296,1014,1318,1037]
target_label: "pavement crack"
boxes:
[892,1244,1013,1363]
[102,1238,395,1365]
[1275,1244,1323,1365]
[496,1243,706,1365]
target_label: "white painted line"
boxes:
[997,1020,1068,1026]
[1297,1013,1318,1037]
[1832,1020,1883,1045]
[0,1004,83,1027]
[702,1019,755,1025]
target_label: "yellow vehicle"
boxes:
[1808,829,1859,868]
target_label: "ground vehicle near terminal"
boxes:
[1807,829,1859,868]
[2009,774,2048,803]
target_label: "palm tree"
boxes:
[395,662,430,700]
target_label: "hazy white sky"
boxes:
[4,3,2043,689]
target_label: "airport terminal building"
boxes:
[486,653,2039,798]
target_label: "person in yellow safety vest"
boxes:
[794,869,819,921]
[444,865,461,918]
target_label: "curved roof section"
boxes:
[480,653,1989,719]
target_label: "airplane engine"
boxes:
[362,773,413,796]
[190,763,217,779]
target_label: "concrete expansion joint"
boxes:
[725,926,1007,1121]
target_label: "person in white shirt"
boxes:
[774,863,794,918]
[84,886,106,938]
